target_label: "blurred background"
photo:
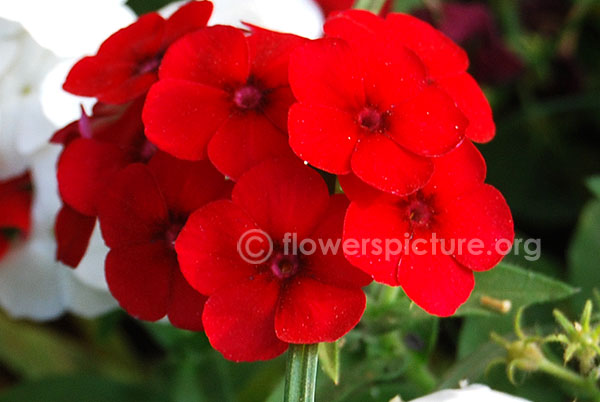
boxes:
[0,0,599,401]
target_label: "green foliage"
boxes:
[126,0,178,15]
[457,262,577,316]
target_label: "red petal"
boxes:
[398,250,474,316]
[351,135,433,196]
[143,79,230,160]
[162,1,213,46]
[263,86,295,132]
[98,164,168,249]
[246,25,306,89]
[94,72,158,105]
[275,277,366,343]
[176,200,260,295]
[105,242,172,322]
[385,13,468,79]
[203,273,288,362]
[55,205,96,268]
[148,152,229,216]
[338,173,395,205]
[305,194,372,288]
[57,138,132,216]
[207,113,292,181]
[423,140,486,202]
[437,73,495,143]
[0,172,32,233]
[288,103,359,175]
[159,25,249,88]
[388,86,468,157]
[63,57,135,99]
[232,159,329,241]
[343,201,409,285]
[289,38,365,110]
[364,44,427,111]
[98,13,164,60]
[324,9,383,43]
[438,184,514,271]
[167,267,208,331]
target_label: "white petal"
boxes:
[408,385,532,402]
[72,224,110,292]
[0,0,136,58]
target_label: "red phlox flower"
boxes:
[97,152,232,330]
[53,99,155,267]
[322,10,495,147]
[63,1,213,104]
[0,172,32,261]
[143,24,305,180]
[341,140,514,316]
[176,158,371,361]
[288,12,472,196]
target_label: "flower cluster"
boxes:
[55,1,513,361]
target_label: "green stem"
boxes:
[353,0,387,14]
[538,360,600,400]
[284,344,320,402]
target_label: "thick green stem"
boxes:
[284,344,320,402]
[353,0,387,14]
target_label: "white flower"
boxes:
[406,384,532,402]
[0,17,56,179]
[0,18,116,320]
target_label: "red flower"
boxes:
[63,1,213,104]
[324,10,496,143]
[143,25,305,180]
[288,12,472,196]
[176,159,371,361]
[53,99,153,267]
[342,141,514,316]
[97,152,231,330]
[0,172,32,261]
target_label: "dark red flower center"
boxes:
[165,222,184,250]
[269,252,301,280]
[136,55,162,76]
[404,194,436,230]
[233,85,264,110]
[358,107,384,132]
[139,140,157,162]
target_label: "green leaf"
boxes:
[318,342,340,385]
[0,375,167,402]
[456,262,578,316]
[586,176,600,199]
[568,200,600,310]
[126,0,177,15]
[439,342,505,389]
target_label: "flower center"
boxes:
[165,222,184,250]
[233,85,263,110]
[136,55,162,75]
[358,107,384,132]
[139,140,157,162]
[406,196,436,230]
[269,252,300,280]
